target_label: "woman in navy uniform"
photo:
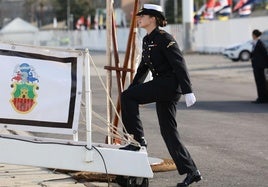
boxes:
[119,4,202,187]
[251,29,268,103]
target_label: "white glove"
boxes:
[185,93,196,107]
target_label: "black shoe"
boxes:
[177,170,202,187]
[139,137,147,147]
[119,137,147,151]
[119,144,141,151]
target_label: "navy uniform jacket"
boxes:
[251,39,268,69]
[131,28,192,94]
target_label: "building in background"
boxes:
[0,0,55,29]
[0,0,123,29]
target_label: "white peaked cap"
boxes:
[136,3,166,22]
[143,4,163,12]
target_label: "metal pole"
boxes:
[67,0,70,30]
[182,0,194,52]
[174,0,178,23]
[160,0,166,13]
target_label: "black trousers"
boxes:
[121,75,197,175]
[253,67,268,100]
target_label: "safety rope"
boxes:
[82,54,140,146]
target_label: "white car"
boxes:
[222,40,253,62]
[260,30,268,51]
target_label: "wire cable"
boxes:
[88,145,110,186]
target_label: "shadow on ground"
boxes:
[143,100,268,113]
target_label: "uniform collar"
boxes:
[145,27,159,41]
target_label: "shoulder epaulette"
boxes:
[159,30,166,34]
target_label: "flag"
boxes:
[207,0,216,8]
[238,4,252,16]
[204,0,216,20]
[0,42,84,134]
[76,16,85,30]
[87,15,91,29]
[99,14,104,29]
[214,0,232,12]
[214,0,232,16]
[233,0,256,11]
[94,14,98,29]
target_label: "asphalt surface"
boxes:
[1,52,268,187]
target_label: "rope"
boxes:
[80,108,137,145]
[91,111,128,143]
[85,54,139,146]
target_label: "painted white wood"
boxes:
[0,134,153,178]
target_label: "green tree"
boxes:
[23,0,56,26]
[52,0,95,23]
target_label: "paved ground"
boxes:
[1,52,268,187]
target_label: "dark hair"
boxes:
[146,15,167,27]
[252,29,262,37]
[155,16,167,27]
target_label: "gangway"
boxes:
[0,42,153,186]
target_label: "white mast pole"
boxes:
[106,0,113,144]
[85,49,93,161]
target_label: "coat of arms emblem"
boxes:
[10,63,39,113]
